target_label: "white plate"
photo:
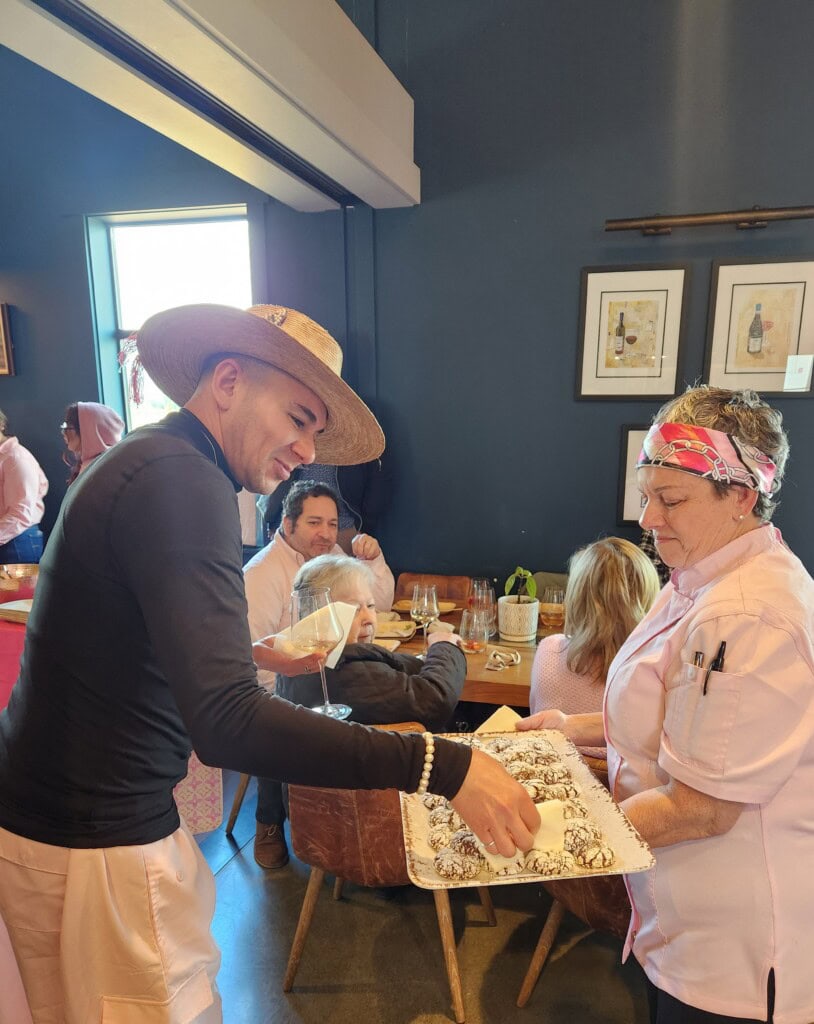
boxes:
[374,620,417,639]
[372,638,401,652]
[400,730,654,890]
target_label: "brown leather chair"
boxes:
[394,573,473,605]
[283,723,495,1023]
[516,757,632,1008]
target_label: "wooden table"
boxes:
[396,610,552,709]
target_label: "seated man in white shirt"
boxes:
[243,479,394,868]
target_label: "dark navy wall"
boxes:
[364,0,814,577]
[3,1,814,578]
[0,46,345,530]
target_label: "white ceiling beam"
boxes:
[1,0,421,211]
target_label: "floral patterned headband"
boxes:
[637,422,777,496]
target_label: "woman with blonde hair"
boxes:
[529,537,660,755]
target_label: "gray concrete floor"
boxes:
[197,773,649,1024]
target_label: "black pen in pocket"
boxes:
[702,641,726,696]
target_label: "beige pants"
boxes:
[0,824,221,1024]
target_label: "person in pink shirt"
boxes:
[0,408,48,564]
[529,537,660,759]
[61,401,124,484]
[521,385,814,1024]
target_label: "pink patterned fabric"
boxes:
[529,634,606,758]
[173,753,223,835]
[637,422,776,496]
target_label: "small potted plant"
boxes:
[497,566,539,642]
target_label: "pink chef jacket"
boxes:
[605,525,814,1024]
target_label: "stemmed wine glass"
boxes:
[290,586,350,720]
[410,583,439,656]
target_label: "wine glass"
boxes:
[290,586,350,720]
[539,586,565,630]
[410,584,439,656]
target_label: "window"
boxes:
[108,213,253,428]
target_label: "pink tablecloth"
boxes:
[0,621,25,710]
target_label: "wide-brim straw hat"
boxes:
[136,303,384,465]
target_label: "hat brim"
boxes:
[137,305,384,465]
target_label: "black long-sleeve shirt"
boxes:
[276,641,466,732]
[0,411,470,847]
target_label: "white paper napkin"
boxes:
[474,705,522,733]
[276,600,358,669]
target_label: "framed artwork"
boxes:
[576,264,690,400]
[0,305,14,377]
[704,258,814,395]
[617,424,649,526]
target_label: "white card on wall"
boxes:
[783,354,814,392]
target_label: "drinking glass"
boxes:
[539,586,565,630]
[459,607,489,654]
[469,579,497,638]
[411,584,439,655]
[290,586,350,720]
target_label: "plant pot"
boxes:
[497,595,539,642]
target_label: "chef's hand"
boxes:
[517,709,567,732]
[252,636,326,677]
[351,533,382,561]
[517,709,605,747]
[450,748,540,857]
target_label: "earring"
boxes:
[737,514,745,521]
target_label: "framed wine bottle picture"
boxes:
[0,305,15,377]
[617,424,650,525]
[576,264,690,400]
[704,258,814,396]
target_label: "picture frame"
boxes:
[576,264,690,400]
[0,305,14,377]
[704,258,814,395]
[617,424,649,526]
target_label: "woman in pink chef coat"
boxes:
[521,386,814,1024]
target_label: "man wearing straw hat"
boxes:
[0,303,539,1022]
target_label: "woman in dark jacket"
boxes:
[276,554,465,731]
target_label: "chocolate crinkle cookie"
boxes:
[577,844,615,869]
[428,824,455,851]
[428,806,459,829]
[534,762,572,785]
[501,745,537,765]
[564,820,603,855]
[562,797,589,819]
[506,761,543,781]
[485,736,514,754]
[422,794,448,811]
[524,848,576,876]
[448,829,482,858]
[523,781,581,802]
[434,850,482,881]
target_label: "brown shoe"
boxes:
[254,822,289,869]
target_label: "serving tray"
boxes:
[400,730,653,890]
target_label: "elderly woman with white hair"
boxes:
[522,386,814,1024]
[276,553,466,730]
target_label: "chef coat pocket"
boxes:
[663,662,741,774]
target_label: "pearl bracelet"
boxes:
[416,731,436,795]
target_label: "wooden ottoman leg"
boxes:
[516,899,566,1008]
[476,886,496,926]
[433,889,466,1023]
[332,877,345,901]
[283,867,325,992]
[225,773,251,836]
